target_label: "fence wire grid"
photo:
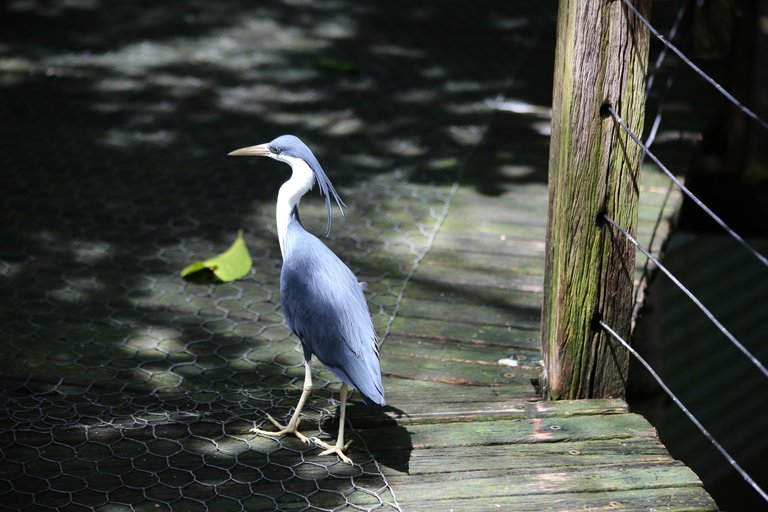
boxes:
[603,0,768,504]
[0,0,553,510]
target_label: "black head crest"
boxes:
[270,135,346,236]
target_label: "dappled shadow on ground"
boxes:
[0,0,555,509]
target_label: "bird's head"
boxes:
[229,135,345,235]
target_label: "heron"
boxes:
[228,135,385,464]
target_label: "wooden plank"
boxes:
[352,398,540,426]
[398,487,717,511]
[432,233,546,258]
[413,262,544,293]
[446,193,549,214]
[440,216,547,239]
[422,249,544,276]
[406,279,542,307]
[395,297,540,329]
[450,187,549,210]
[349,398,627,426]
[639,202,678,220]
[360,413,657,452]
[379,376,535,403]
[440,217,547,239]
[373,437,669,475]
[381,352,529,387]
[387,317,540,349]
[383,336,541,366]
[387,462,704,501]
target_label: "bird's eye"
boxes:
[270,146,282,155]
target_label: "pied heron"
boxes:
[229,135,385,464]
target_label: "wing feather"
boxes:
[280,226,384,406]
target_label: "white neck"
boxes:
[276,155,315,259]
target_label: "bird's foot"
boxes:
[251,414,310,444]
[310,437,354,464]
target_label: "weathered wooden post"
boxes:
[541,0,651,399]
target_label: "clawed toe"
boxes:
[250,415,310,444]
[251,382,355,464]
[312,437,354,464]
[319,447,353,464]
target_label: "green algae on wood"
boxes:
[541,0,651,399]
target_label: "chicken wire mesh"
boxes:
[0,0,553,510]
[0,172,447,511]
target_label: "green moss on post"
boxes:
[542,0,651,399]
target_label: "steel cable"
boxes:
[599,320,768,504]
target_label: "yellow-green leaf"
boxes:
[180,230,252,282]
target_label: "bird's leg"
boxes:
[251,362,313,444]
[314,383,354,464]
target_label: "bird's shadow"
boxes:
[327,403,413,475]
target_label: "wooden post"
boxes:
[541,0,651,399]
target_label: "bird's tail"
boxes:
[327,364,385,407]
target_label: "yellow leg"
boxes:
[314,383,354,464]
[251,362,313,444]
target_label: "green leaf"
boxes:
[180,230,252,282]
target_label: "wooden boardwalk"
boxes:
[345,112,718,510]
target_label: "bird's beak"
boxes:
[227,143,271,157]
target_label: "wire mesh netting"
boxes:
[0,1,554,509]
[0,171,445,511]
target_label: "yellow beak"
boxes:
[227,143,271,157]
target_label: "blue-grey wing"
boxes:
[280,230,385,406]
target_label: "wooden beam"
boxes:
[542,0,651,399]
